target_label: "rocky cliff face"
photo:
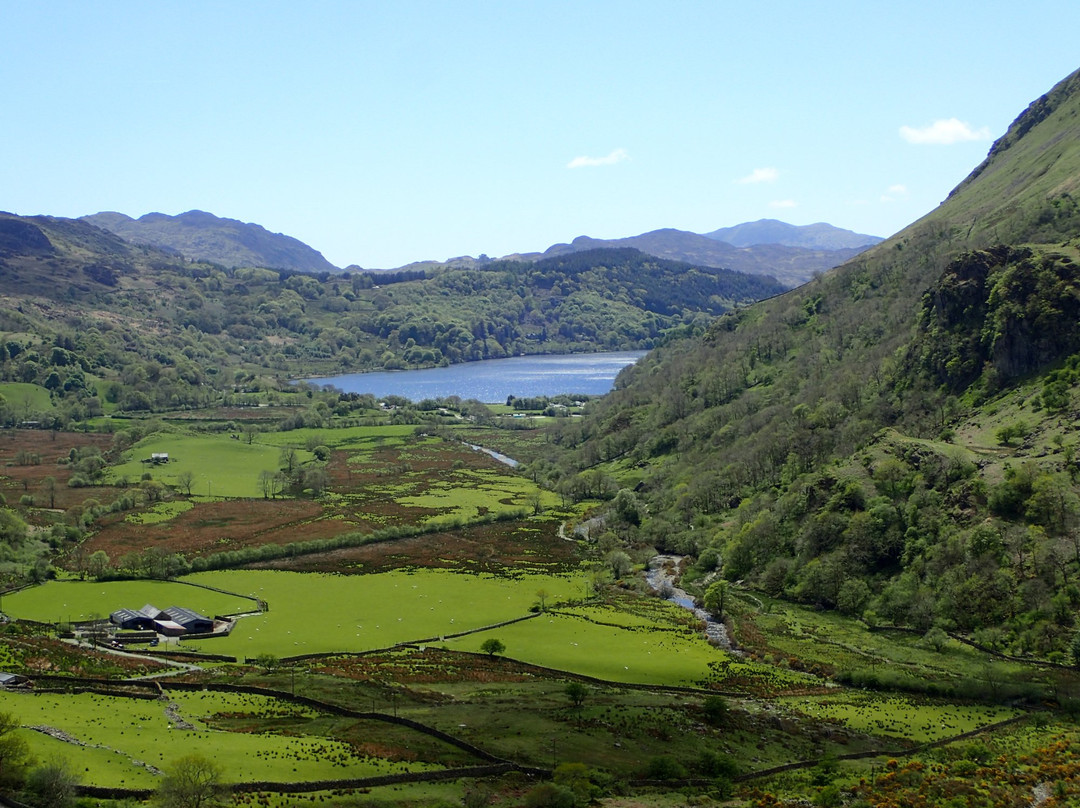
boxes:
[908,245,1080,392]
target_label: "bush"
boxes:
[524,783,576,808]
[701,695,729,726]
[698,749,738,778]
[643,755,687,780]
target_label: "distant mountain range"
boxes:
[703,219,881,250]
[530,222,880,287]
[82,209,880,288]
[80,210,338,274]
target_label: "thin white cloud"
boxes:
[881,183,909,203]
[737,167,779,184]
[770,199,797,209]
[899,118,991,145]
[567,148,629,169]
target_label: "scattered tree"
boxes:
[41,475,57,509]
[480,638,506,657]
[0,711,30,790]
[156,754,223,808]
[553,762,600,804]
[996,421,1029,446]
[253,653,279,674]
[921,626,949,652]
[703,580,729,619]
[701,695,729,726]
[87,550,110,580]
[176,471,195,496]
[279,447,299,475]
[25,758,79,808]
[605,550,632,579]
[564,681,588,708]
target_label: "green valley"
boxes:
[0,66,1079,808]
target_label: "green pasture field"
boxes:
[125,499,195,524]
[3,579,256,623]
[255,423,420,453]
[107,433,300,498]
[0,382,54,414]
[180,568,587,658]
[0,689,436,789]
[781,691,1021,743]
[396,467,557,523]
[447,603,813,690]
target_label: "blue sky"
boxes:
[3,2,1079,268]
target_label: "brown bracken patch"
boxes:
[244,517,580,576]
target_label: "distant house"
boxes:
[109,603,213,636]
[151,453,169,464]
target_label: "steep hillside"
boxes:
[548,67,1080,658]
[82,210,340,273]
[540,228,863,287]
[703,218,882,250]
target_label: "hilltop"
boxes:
[81,209,340,273]
[703,218,882,250]
[80,207,872,288]
[537,228,867,287]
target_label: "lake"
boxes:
[304,351,647,403]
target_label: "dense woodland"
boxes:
[540,67,1080,663]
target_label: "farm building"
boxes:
[109,604,212,636]
[162,606,213,633]
[109,606,157,631]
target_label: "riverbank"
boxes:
[646,555,738,652]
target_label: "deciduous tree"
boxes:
[156,754,222,808]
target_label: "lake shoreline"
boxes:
[303,350,647,404]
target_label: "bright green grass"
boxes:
[256,424,419,451]
[179,568,586,658]
[0,690,434,788]
[125,499,195,525]
[442,598,780,688]
[397,468,541,523]
[783,692,1021,743]
[3,579,255,623]
[107,434,298,498]
[0,382,54,414]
